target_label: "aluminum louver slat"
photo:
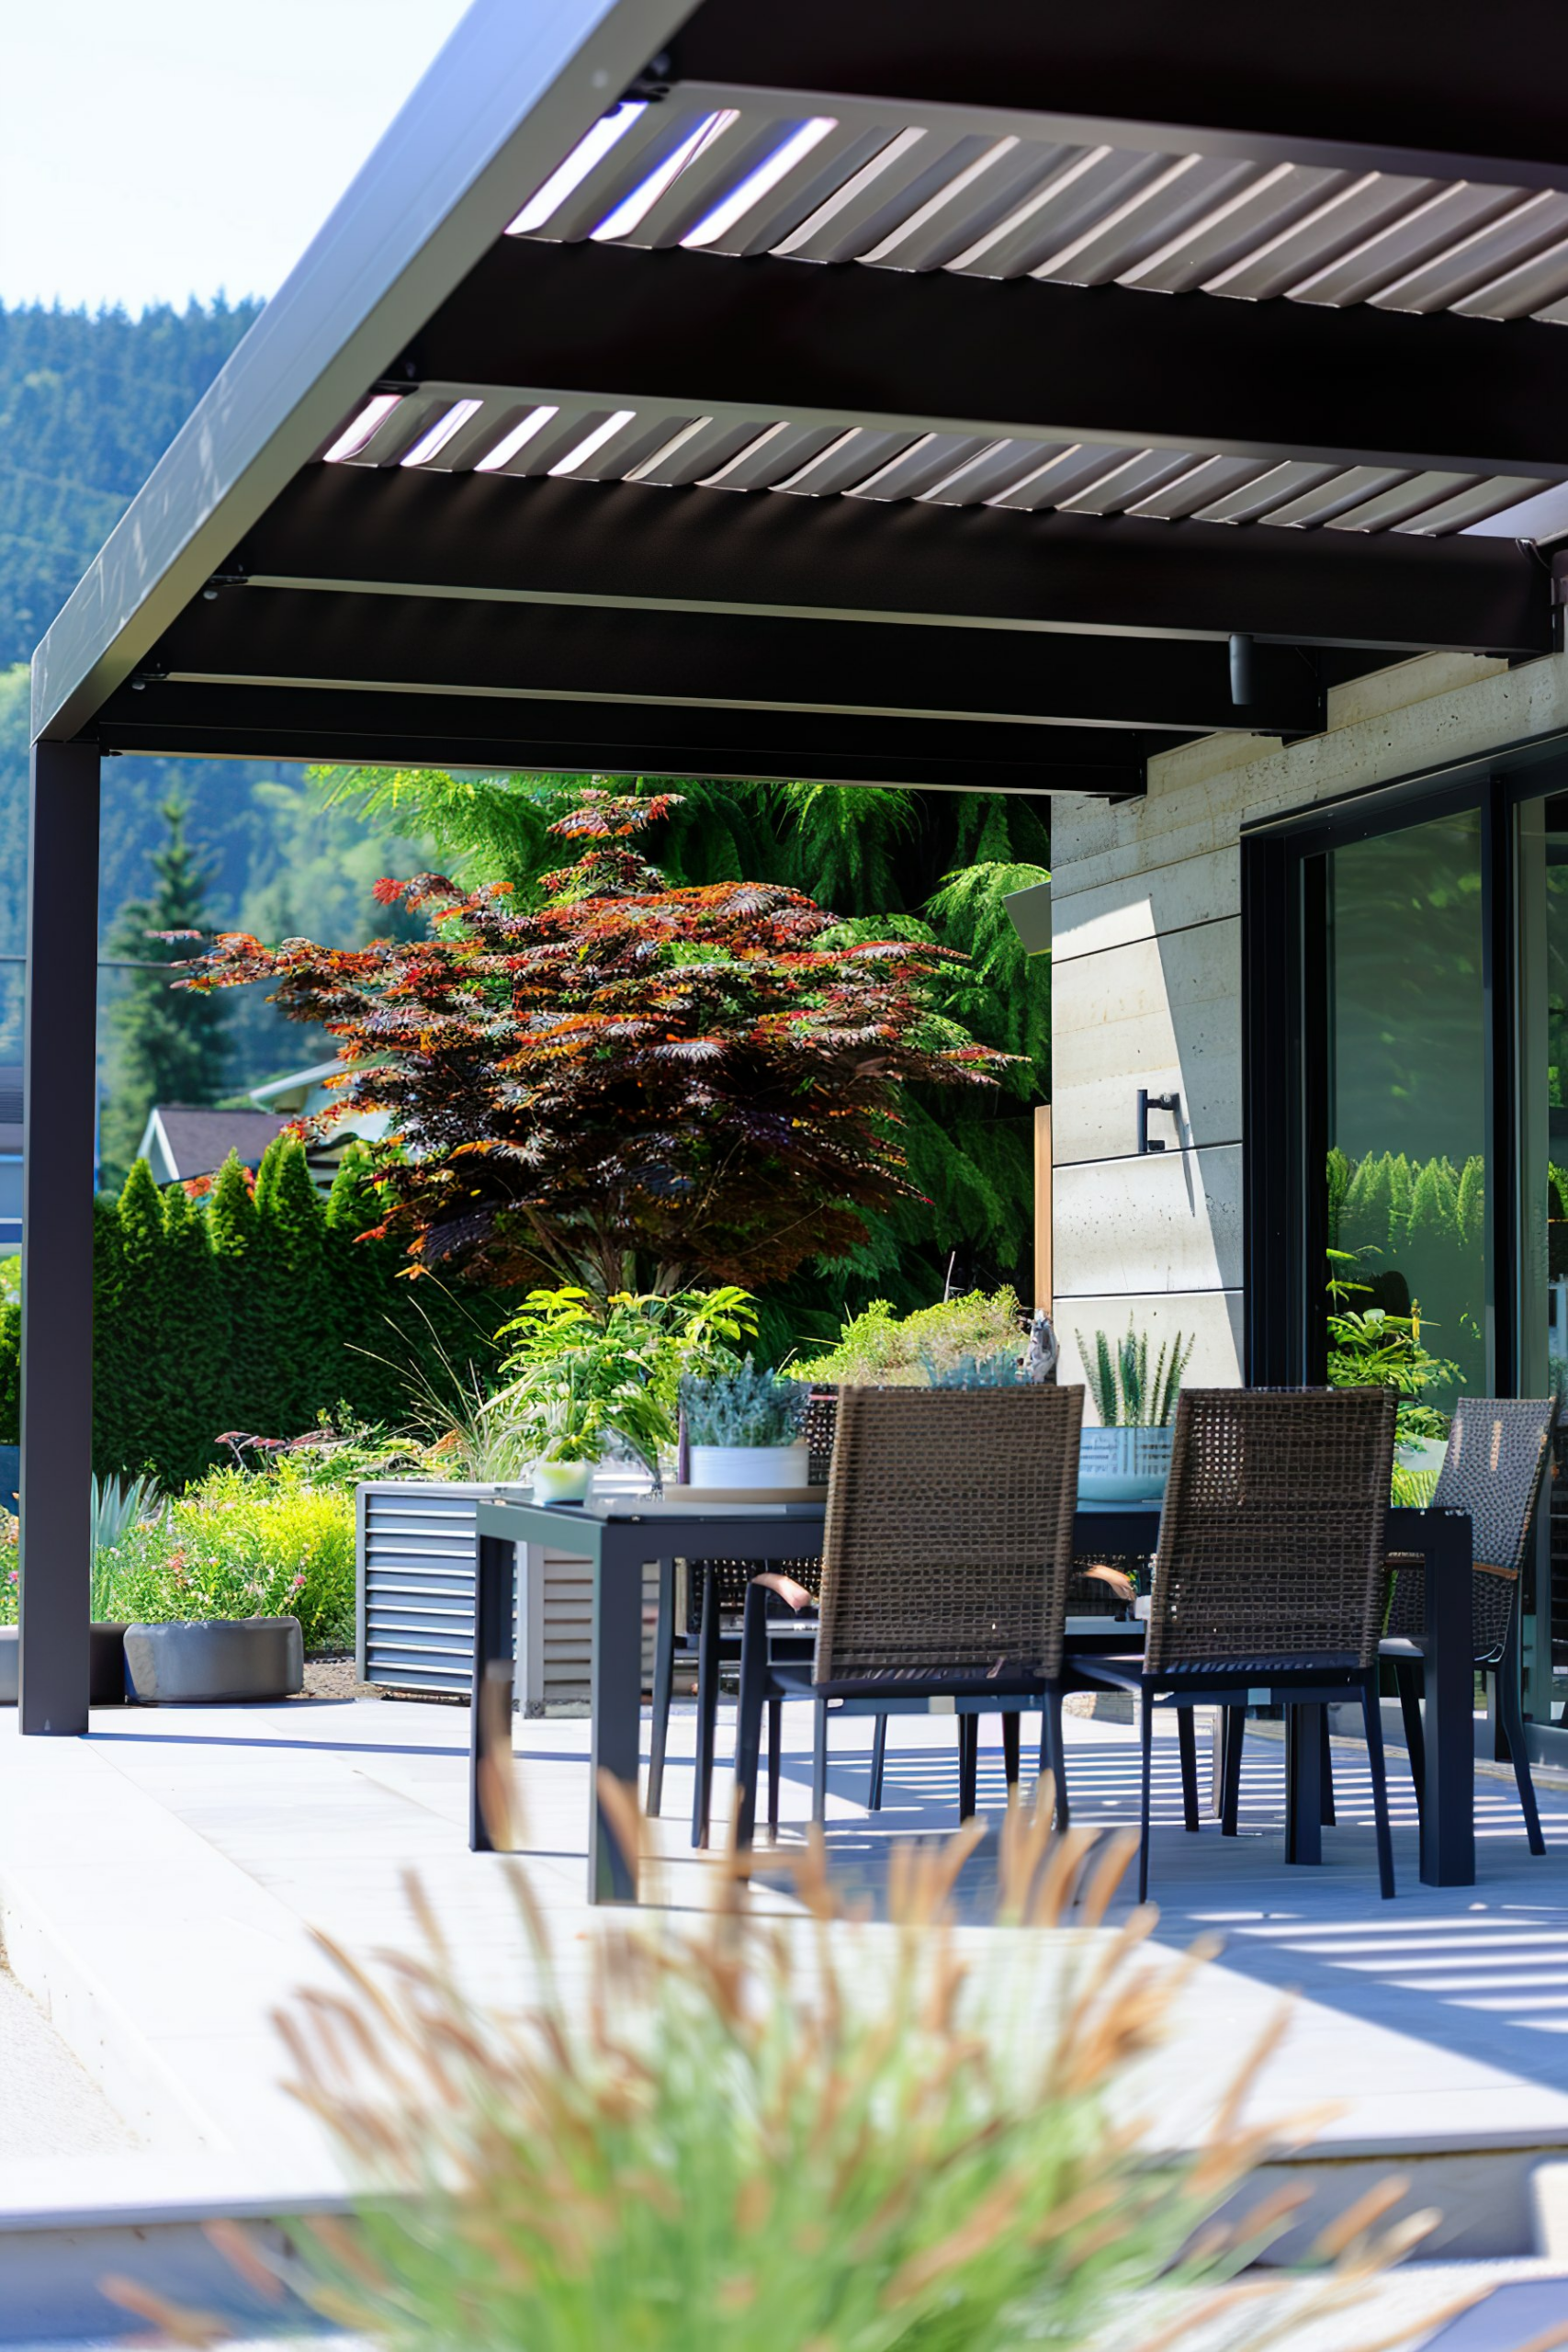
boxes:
[857,139,1088,273]
[1453,232,1568,320]
[1397,477,1549,533]
[773,132,1010,266]
[1192,461,1347,523]
[952,148,1181,279]
[1122,164,1349,295]
[1057,450,1203,514]
[1322,471,1485,532]
[1368,190,1568,314]
[773,427,925,494]
[1125,456,1280,519]
[697,123,895,257]
[988,446,1143,510]
[918,438,1072,504]
[844,433,995,500]
[1032,155,1258,287]
[1257,467,1416,528]
[517,104,726,244]
[1201,174,1440,299]
[1287,181,1528,305]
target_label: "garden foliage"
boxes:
[794,1289,1024,1385]
[678,1358,809,1447]
[0,1140,502,1487]
[181,792,1015,1298]
[321,765,1051,1344]
[94,1459,355,1649]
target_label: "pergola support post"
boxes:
[18,739,100,1735]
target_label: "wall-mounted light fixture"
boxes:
[1137,1089,1179,1154]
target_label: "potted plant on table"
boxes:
[1073,1320,1193,1502]
[678,1359,811,1492]
[489,1286,758,1503]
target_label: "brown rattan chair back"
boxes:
[1145,1386,1397,1674]
[1386,1396,1556,1661]
[803,1387,839,1486]
[812,1384,1084,1684]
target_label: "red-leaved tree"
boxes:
[181,792,1015,1294]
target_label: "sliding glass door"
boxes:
[1323,808,1489,1419]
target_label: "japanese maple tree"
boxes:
[181,792,1015,1294]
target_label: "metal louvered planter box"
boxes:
[356,1479,660,1713]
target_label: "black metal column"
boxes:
[1240,832,1303,1384]
[19,740,100,1736]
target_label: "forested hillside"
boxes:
[0,300,437,1120]
[0,299,262,665]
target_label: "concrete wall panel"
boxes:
[1053,922,1240,1165]
[1055,1290,1243,1419]
[1054,1145,1241,1299]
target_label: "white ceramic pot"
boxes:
[689,1442,811,1491]
[1077,1426,1175,1505]
[533,1458,594,1506]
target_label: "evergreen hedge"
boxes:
[0,1140,503,1487]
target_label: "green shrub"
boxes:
[795,1287,1023,1385]
[96,1459,355,1649]
[679,1357,808,1446]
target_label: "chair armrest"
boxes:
[1083,1563,1136,1603]
[750,1570,816,1613]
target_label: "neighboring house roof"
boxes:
[138,1105,291,1186]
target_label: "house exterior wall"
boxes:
[1049,647,1568,1414]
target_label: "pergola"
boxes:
[23,0,1568,1728]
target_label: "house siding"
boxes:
[1049,648,1568,1410]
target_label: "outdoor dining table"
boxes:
[469,1495,1475,1905]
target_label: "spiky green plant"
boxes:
[1077,1322,1194,1427]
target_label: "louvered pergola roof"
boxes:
[30,0,1568,798]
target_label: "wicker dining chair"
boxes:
[647,1388,837,1848]
[1382,1395,1556,1855]
[1073,1385,1400,1902]
[731,1382,1085,1852]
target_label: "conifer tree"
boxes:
[101,797,231,1189]
[255,1137,328,1428]
[156,1182,224,1485]
[109,1159,169,1477]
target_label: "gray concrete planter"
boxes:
[0,1622,130,1705]
[122,1616,304,1705]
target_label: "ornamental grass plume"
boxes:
[115,1744,1500,2352]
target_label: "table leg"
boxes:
[1421,1511,1475,1888]
[692,1565,720,1850]
[646,1558,675,1817]
[1285,1704,1323,1866]
[589,1534,645,1905]
[469,1532,516,1853]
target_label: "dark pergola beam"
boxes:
[239,469,1554,658]
[152,586,1323,735]
[422,237,1568,482]
[672,0,1568,176]
[93,680,1163,796]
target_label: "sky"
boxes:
[0,0,477,313]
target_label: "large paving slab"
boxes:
[3,1693,1568,2268]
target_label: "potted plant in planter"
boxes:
[1073,1321,1193,1502]
[0,1470,162,1707]
[490,1285,759,1503]
[678,1359,811,1491]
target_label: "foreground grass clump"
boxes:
[161,1772,1446,2352]
[96,1460,354,1649]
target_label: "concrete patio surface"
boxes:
[4,1689,1568,2336]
